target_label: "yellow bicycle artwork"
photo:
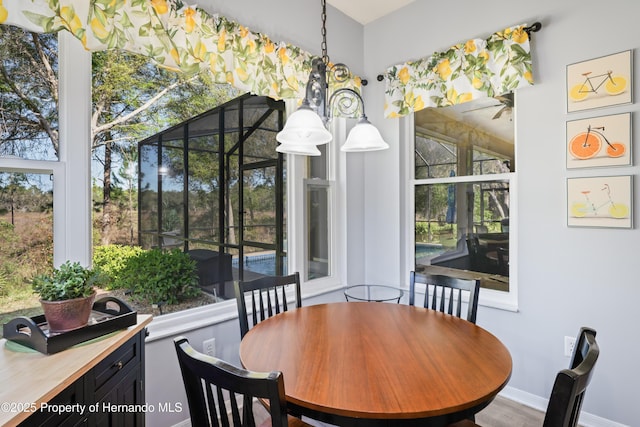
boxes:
[566,50,632,112]
[570,184,628,219]
[568,70,627,102]
[568,176,632,229]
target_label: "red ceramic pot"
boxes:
[40,291,96,333]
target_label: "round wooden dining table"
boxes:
[239,302,512,427]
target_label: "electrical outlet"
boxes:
[203,338,216,357]
[564,336,576,357]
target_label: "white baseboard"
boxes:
[500,386,629,427]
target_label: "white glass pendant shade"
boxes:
[276,142,322,156]
[341,118,389,152]
[276,105,332,146]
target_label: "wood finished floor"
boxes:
[473,396,545,426]
[254,395,548,426]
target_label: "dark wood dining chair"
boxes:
[174,336,310,427]
[448,327,599,427]
[235,272,302,338]
[409,271,480,324]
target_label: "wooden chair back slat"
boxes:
[235,273,302,338]
[410,271,480,324]
[543,327,599,427]
[209,383,221,427]
[174,336,295,427]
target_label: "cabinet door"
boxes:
[92,366,144,427]
[93,334,141,394]
[17,329,146,427]
[18,380,87,426]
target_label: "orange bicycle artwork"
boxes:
[566,113,631,169]
[567,50,632,112]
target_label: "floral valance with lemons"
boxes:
[0,0,359,101]
[383,24,533,118]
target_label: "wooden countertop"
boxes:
[0,314,152,427]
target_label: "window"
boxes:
[0,171,54,323]
[0,26,59,322]
[305,145,330,280]
[412,94,515,298]
[138,94,287,302]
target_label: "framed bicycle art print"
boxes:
[567,175,632,228]
[566,112,632,169]
[567,50,633,113]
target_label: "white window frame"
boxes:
[401,114,518,312]
[293,117,346,291]
[303,178,332,281]
[0,31,91,268]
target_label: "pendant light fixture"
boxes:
[276,0,388,156]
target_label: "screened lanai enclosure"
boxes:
[138,94,287,300]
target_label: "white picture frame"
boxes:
[567,175,632,228]
[567,50,633,113]
[566,113,632,169]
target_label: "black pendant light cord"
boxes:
[320,0,329,65]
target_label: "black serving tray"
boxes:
[3,296,137,355]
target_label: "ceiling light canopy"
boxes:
[276,0,388,155]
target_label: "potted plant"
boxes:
[32,261,104,333]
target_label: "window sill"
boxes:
[145,280,345,342]
[479,288,519,312]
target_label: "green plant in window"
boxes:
[31,261,105,301]
[116,249,200,305]
[162,208,181,232]
[92,245,145,290]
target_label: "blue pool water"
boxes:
[232,254,287,276]
[233,245,441,275]
[415,243,445,259]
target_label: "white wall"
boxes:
[364,1,639,425]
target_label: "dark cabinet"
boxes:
[93,367,144,427]
[17,380,86,427]
[90,327,146,427]
[19,329,146,427]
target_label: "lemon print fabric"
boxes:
[0,0,8,24]
[384,23,534,118]
[0,0,361,102]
